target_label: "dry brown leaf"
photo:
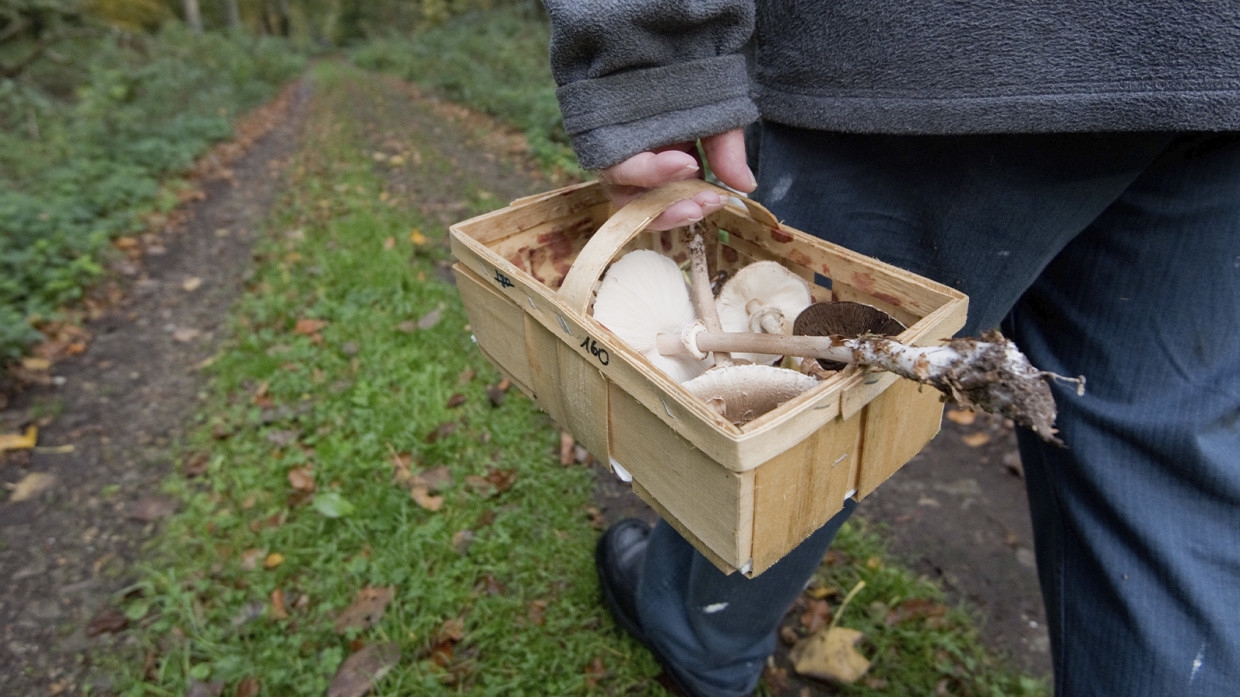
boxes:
[798,598,832,635]
[269,589,288,620]
[335,586,397,634]
[789,626,872,684]
[85,607,129,637]
[445,393,467,409]
[0,425,38,453]
[287,467,315,492]
[239,548,266,571]
[527,599,547,626]
[127,496,178,522]
[264,552,285,569]
[559,431,575,466]
[961,431,991,448]
[326,642,401,697]
[410,485,444,511]
[945,408,977,426]
[294,318,328,336]
[234,676,261,697]
[417,305,444,330]
[186,680,225,697]
[451,529,475,556]
[583,655,608,688]
[172,327,201,343]
[10,471,56,501]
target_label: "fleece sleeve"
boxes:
[543,0,759,170]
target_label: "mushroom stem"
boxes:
[656,329,1081,445]
[688,228,733,367]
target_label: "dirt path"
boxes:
[0,82,312,696]
[1,68,1047,695]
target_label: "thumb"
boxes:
[700,129,757,193]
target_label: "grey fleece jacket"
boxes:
[544,1,1240,170]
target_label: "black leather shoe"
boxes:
[595,519,713,697]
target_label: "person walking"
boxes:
[542,2,1240,696]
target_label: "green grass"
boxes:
[111,60,660,696]
[350,5,582,177]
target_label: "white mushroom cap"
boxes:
[592,249,711,383]
[715,261,813,364]
[682,363,819,425]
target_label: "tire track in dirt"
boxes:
[0,80,312,696]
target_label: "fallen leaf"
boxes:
[798,598,832,635]
[427,617,466,667]
[287,467,315,492]
[21,357,50,371]
[789,626,872,684]
[85,607,129,637]
[264,553,284,569]
[0,425,38,453]
[182,277,203,292]
[294,318,329,336]
[186,680,225,697]
[945,408,977,426]
[559,432,575,466]
[10,471,56,501]
[409,229,427,245]
[383,236,396,250]
[424,422,457,443]
[961,431,991,448]
[335,586,397,634]
[885,598,948,626]
[417,306,443,330]
[456,368,475,384]
[410,485,444,512]
[172,327,201,343]
[445,393,467,409]
[527,600,547,626]
[127,496,179,522]
[313,491,355,518]
[239,548,266,571]
[583,655,607,688]
[234,676,260,697]
[451,529,474,555]
[327,642,401,697]
[269,589,288,620]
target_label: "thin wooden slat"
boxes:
[854,377,946,499]
[750,413,862,575]
[609,387,752,569]
[454,265,532,390]
[523,317,611,465]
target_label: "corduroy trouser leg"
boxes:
[635,125,1240,697]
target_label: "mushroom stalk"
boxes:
[687,228,732,366]
[656,329,1081,445]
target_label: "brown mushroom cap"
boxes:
[793,301,907,371]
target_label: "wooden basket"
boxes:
[449,179,967,576]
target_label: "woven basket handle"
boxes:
[558,179,779,314]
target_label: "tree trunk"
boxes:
[222,0,241,31]
[183,0,203,32]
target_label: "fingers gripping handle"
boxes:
[557,180,778,314]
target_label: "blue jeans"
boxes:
[636,126,1240,696]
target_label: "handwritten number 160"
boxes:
[580,337,609,366]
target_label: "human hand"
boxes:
[599,128,757,231]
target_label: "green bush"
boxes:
[0,25,305,363]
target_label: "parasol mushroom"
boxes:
[682,363,820,425]
[793,301,907,371]
[654,307,1082,444]
[715,261,813,364]
[592,249,711,383]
